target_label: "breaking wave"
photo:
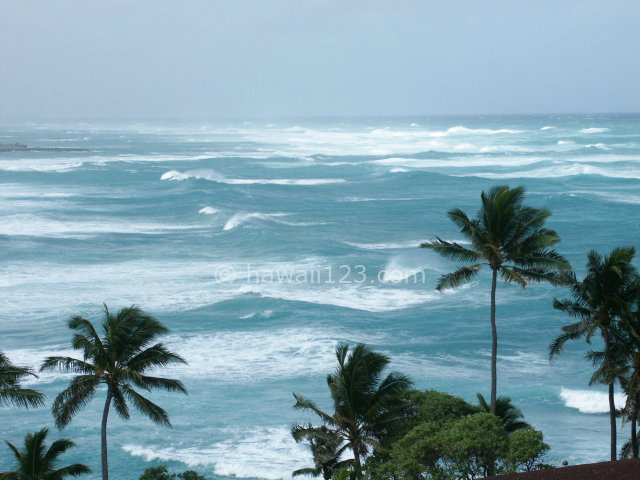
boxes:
[161,169,345,185]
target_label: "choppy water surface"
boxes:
[1,115,639,478]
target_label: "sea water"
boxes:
[0,115,639,478]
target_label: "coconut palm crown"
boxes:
[1,428,90,479]
[0,351,45,410]
[477,393,531,434]
[291,424,347,479]
[293,343,412,479]
[40,305,188,480]
[550,247,640,461]
[422,185,570,413]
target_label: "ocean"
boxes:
[1,114,639,478]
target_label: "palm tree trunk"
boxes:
[101,387,113,480]
[609,382,617,461]
[632,400,638,459]
[352,443,362,479]
[490,268,498,414]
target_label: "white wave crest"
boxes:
[579,127,609,134]
[371,156,543,169]
[0,214,203,238]
[446,126,522,135]
[560,388,626,414]
[223,212,286,231]
[381,255,437,283]
[237,282,439,312]
[345,240,423,250]
[540,126,555,130]
[0,153,215,173]
[161,169,345,186]
[585,143,610,150]
[198,206,218,215]
[458,164,640,180]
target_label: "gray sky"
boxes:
[1,0,639,119]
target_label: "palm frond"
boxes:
[120,384,171,426]
[40,356,95,375]
[51,375,99,429]
[435,265,480,291]
[125,344,187,372]
[293,393,336,426]
[420,237,481,263]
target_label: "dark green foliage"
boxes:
[177,471,207,480]
[293,343,413,479]
[477,394,531,433]
[411,390,479,425]
[367,390,549,480]
[0,428,90,479]
[139,466,174,480]
[505,428,550,472]
[438,413,508,479]
[0,351,45,410]
[138,467,207,480]
[291,425,347,478]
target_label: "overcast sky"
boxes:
[1,0,639,119]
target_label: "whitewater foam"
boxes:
[198,206,218,215]
[161,169,345,186]
[560,388,626,414]
[123,426,312,480]
[0,214,204,238]
[580,127,610,134]
[223,212,288,231]
[459,163,640,180]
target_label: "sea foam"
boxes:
[123,426,314,480]
[579,127,610,134]
[560,388,626,414]
[161,169,345,185]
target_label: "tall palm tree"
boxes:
[291,425,348,479]
[293,344,412,479]
[40,305,188,480]
[617,300,640,459]
[0,351,45,410]
[0,428,90,479]
[550,247,639,461]
[423,185,570,413]
[476,393,530,434]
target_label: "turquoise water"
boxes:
[1,115,639,478]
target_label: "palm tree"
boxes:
[291,425,348,479]
[550,247,639,461]
[620,375,640,459]
[423,185,570,413]
[476,393,530,434]
[293,344,412,479]
[0,427,90,479]
[0,351,45,410]
[617,301,640,459]
[40,305,188,480]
